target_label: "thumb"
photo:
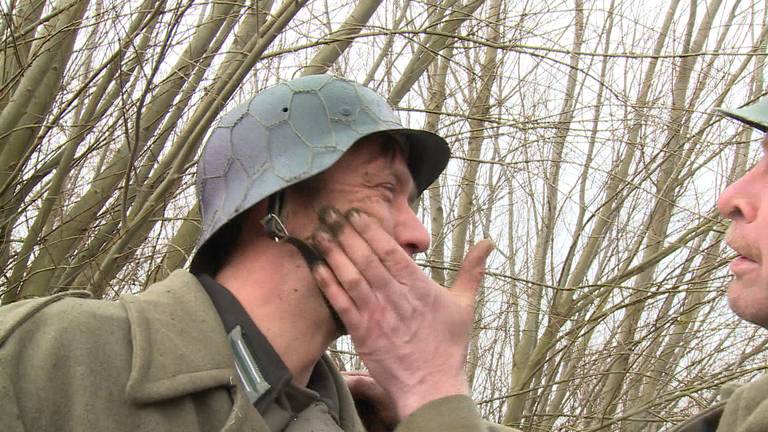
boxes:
[451,239,495,300]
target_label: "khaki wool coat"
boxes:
[670,375,768,432]
[0,270,515,432]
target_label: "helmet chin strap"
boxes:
[260,192,324,267]
[260,192,289,241]
[260,191,348,335]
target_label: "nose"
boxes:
[395,202,431,256]
[717,167,758,223]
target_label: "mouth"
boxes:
[725,237,761,275]
[729,256,759,277]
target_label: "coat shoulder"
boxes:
[717,374,768,431]
[0,291,135,430]
[0,290,132,376]
[668,401,725,432]
[0,272,250,432]
[0,290,125,347]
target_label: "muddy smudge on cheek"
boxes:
[317,206,345,237]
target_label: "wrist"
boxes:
[395,378,470,420]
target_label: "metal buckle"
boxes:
[260,212,289,242]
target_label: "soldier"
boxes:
[0,75,514,432]
[671,98,768,431]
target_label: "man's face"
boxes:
[717,134,768,327]
[286,134,431,257]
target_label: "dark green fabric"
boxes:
[0,269,515,432]
[669,402,724,432]
[198,272,341,430]
[197,273,294,415]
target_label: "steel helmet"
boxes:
[717,97,768,132]
[191,74,450,270]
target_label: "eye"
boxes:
[377,183,396,201]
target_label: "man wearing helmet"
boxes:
[670,98,768,431]
[0,75,513,432]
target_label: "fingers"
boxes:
[451,239,495,302]
[344,208,421,282]
[343,372,399,432]
[310,206,484,419]
[313,227,376,312]
[312,261,362,329]
[311,205,493,334]
[341,370,373,379]
[319,207,394,290]
[344,372,382,396]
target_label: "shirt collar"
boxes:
[196,273,339,422]
[196,273,292,412]
[195,273,340,421]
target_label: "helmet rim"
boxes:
[716,97,768,132]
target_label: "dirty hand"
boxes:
[311,208,494,420]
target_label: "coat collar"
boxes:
[119,269,236,404]
[118,269,364,431]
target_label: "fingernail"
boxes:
[311,261,328,274]
[345,207,365,222]
[311,228,333,251]
[318,206,345,237]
